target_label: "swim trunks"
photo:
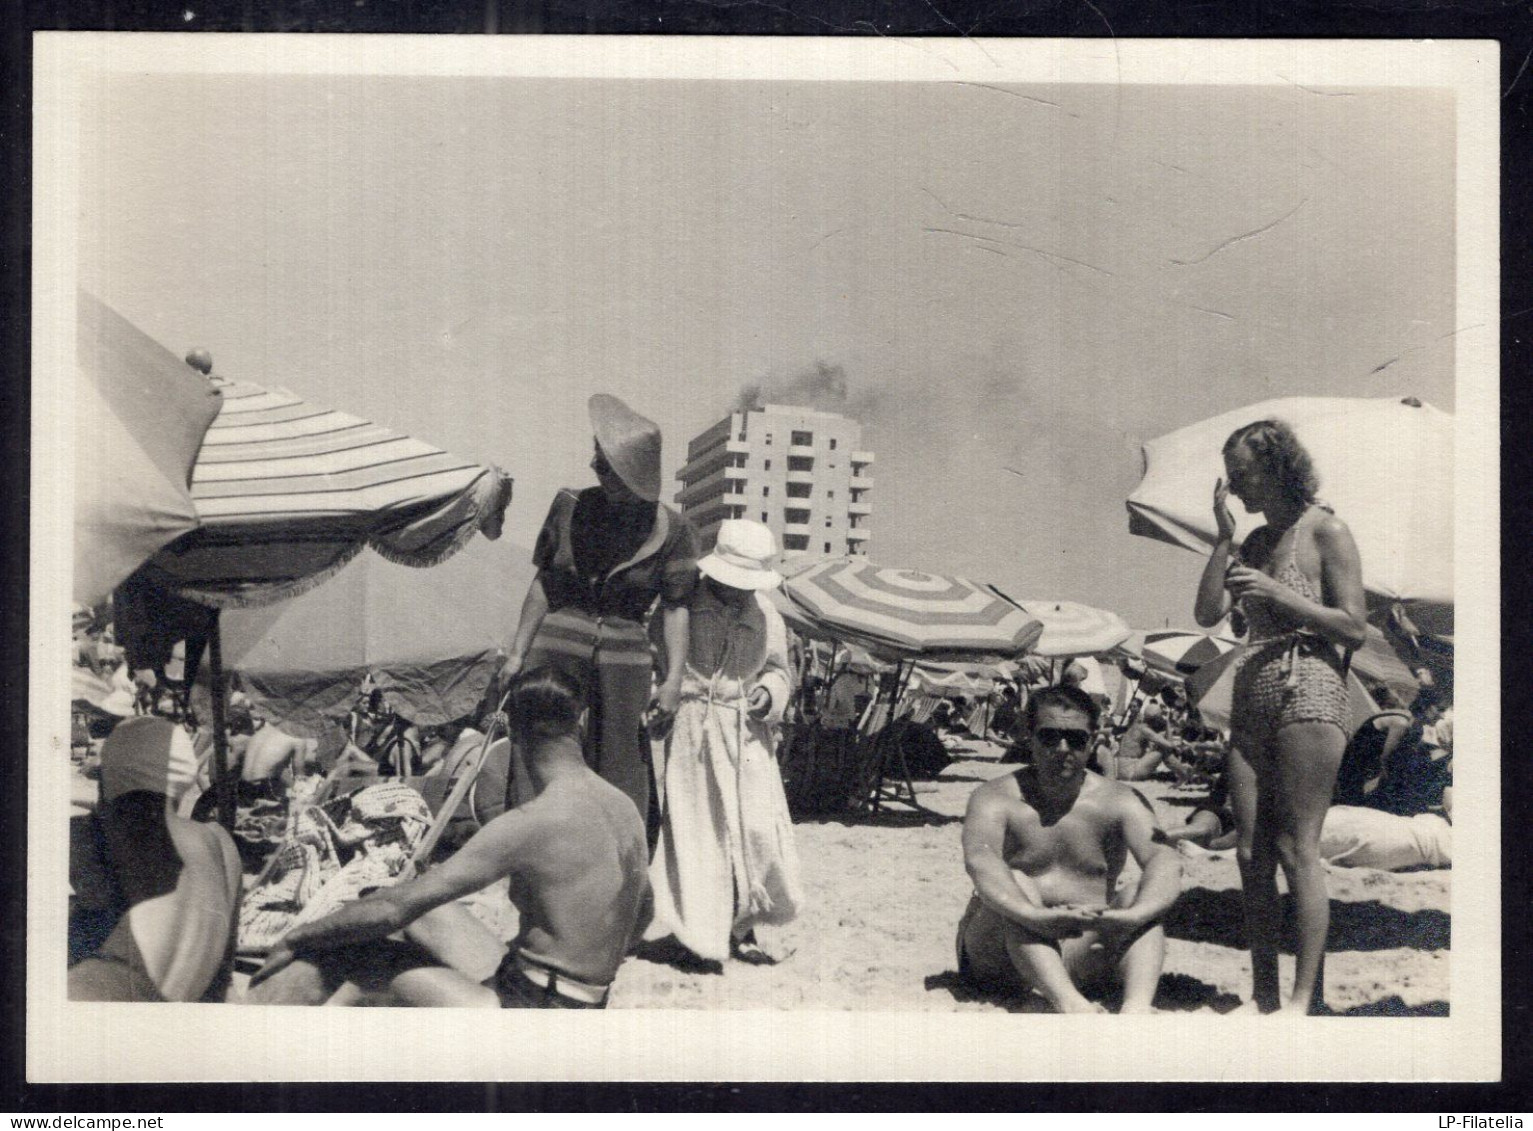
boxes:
[483,951,610,1010]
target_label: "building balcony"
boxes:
[677,439,752,484]
[783,521,812,534]
[785,469,816,485]
[849,474,874,489]
[787,444,815,458]
[851,451,874,465]
[847,528,871,541]
[677,467,748,507]
[848,500,872,516]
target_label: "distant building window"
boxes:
[786,482,811,498]
[787,456,813,472]
[825,516,833,527]
[765,434,772,445]
[738,431,746,441]
[791,430,813,446]
[824,542,832,553]
[763,486,770,497]
[784,534,810,551]
[830,439,838,450]
[765,459,771,470]
[828,490,834,499]
[786,508,810,525]
[761,512,768,522]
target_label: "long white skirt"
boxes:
[649,697,803,962]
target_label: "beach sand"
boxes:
[603,736,1450,1014]
[217,735,1449,1014]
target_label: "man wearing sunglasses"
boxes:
[957,684,1182,1013]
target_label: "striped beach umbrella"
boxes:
[1140,628,1239,677]
[146,377,512,608]
[783,559,1043,660]
[999,594,1133,658]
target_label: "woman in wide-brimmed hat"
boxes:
[500,394,700,828]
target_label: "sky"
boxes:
[76,71,1457,631]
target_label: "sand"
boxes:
[606,737,1451,1014]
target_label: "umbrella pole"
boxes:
[208,613,236,831]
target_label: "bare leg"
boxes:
[1227,740,1282,1013]
[245,957,340,1006]
[1163,809,1223,848]
[1002,923,1107,1014]
[387,966,500,1008]
[1272,721,1346,1015]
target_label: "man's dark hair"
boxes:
[1021,682,1101,734]
[505,666,587,743]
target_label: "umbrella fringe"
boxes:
[367,477,497,570]
[166,541,371,610]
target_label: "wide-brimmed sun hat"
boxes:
[100,715,198,802]
[588,394,662,502]
[698,520,783,591]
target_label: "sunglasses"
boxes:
[1034,727,1093,751]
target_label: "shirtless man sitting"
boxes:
[249,667,651,1009]
[70,716,243,1002]
[956,684,1182,1014]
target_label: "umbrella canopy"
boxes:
[74,292,224,606]
[218,539,538,737]
[1002,595,1133,658]
[1186,645,1379,736]
[782,558,1043,661]
[1127,396,1453,635]
[1140,628,1240,677]
[146,376,512,609]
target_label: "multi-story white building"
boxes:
[674,404,874,557]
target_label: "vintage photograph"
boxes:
[31,35,1498,1081]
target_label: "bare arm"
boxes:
[503,576,550,675]
[961,785,1093,939]
[652,603,691,715]
[1195,477,1239,627]
[1105,789,1182,927]
[1228,515,1367,651]
[252,809,536,984]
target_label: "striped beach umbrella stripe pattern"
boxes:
[1140,629,1239,676]
[783,559,1043,659]
[1001,595,1133,658]
[149,378,510,608]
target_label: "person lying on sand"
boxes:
[957,684,1182,1014]
[248,667,651,1009]
[70,716,242,1002]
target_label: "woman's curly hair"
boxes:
[1222,418,1319,508]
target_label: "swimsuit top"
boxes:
[1237,505,1328,646]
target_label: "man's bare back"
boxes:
[498,771,650,984]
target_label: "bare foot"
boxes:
[1054,997,1109,1014]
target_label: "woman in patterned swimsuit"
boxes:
[1195,419,1367,1015]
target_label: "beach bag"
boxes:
[237,780,431,956]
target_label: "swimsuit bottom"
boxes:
[1232,636,1349,749]
[484,951,610,1010]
